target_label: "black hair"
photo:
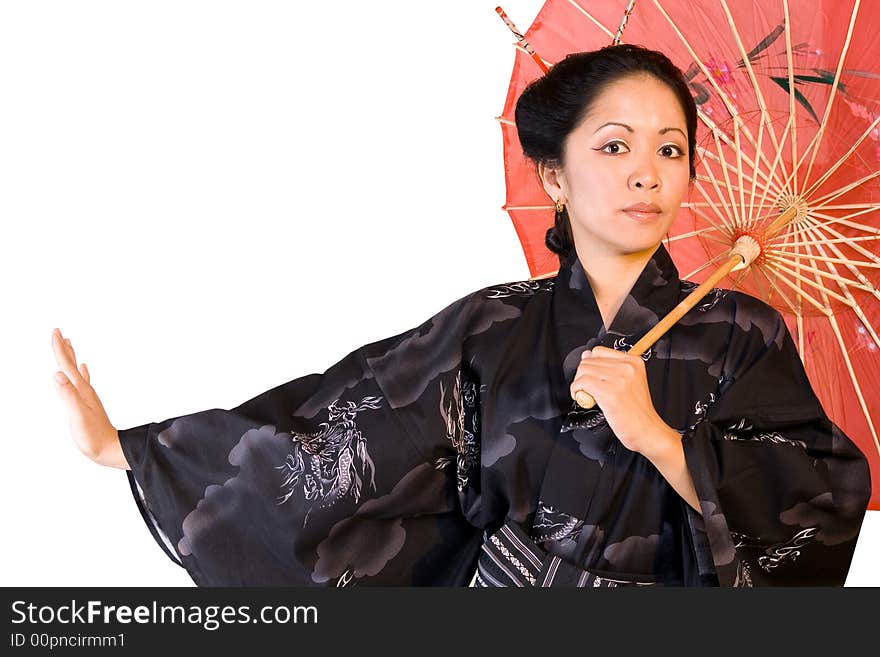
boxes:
[514,43,698,264]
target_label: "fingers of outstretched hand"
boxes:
[51,328,89,396]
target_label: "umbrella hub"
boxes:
[773,192,810,226]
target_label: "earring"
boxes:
[555,198,565,213]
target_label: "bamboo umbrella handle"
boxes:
[574,235,762,409]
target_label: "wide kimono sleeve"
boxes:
[117,291,486,587]
[679,296,872,587]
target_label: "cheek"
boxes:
[669,164,691,194]
[567,165,615,201]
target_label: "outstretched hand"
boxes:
[51,328,128,470]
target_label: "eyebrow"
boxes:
[594,121,687,139]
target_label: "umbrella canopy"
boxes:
[497,0,880,509]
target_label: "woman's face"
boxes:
[540,73,692,260]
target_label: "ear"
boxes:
[537,161,567,205]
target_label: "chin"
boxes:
[612,240,664,257]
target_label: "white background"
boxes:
[2,0,876,586]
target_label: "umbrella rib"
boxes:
[772,223,841,256]
[783,0,798,192]
[718,0,788,185]
[767,248,880,270]
[760,258,832,315]
[746,104,768,228]
[693,176,736,231]
[764,254,861,303]
[794,231,806,354]
[809,168,880,209]
[810,203,880,210]
[695,146,782,198]
[770,223,836,315]
[682,250,728,280]
[696,111,788,193]
[752,260,801,316]
[684,202,778,209]
[651,0,788,192]
[797,215,880,262]
[697,156,776,197]
[799,221,880,461]
[694,173,742,192]
[731,266,751,291]
[566,0,616,39]
[503,204,554,211]
[809,210,880,237]
[765,253,873,295]
[824,308,880,461]
[800,0,862,193]
[749,259,772,306]
[773,235,880,247]
[798,219,880,295]
[786,223,807,318]
[711,128,742,227]
[703,232,735,247]
[751,114,796,232]
[802,218,880,299]
[768,211,866,247]
[513,43,554,69]
[666,225,724,241]
[776,234,845,317]
[689,191,735,236]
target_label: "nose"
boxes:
[628,161,660,191]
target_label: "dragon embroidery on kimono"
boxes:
[680,280,729,312]
[437,366,480,492]
[485,279,555,299]
[720,417,808,449]
[560,402,607,432]
[757,527,819,572]
[728,525,819,584]
[612,335,652,361]
[336,568,356,587]
[592,575,657,587]
[275,395,380,528]
[532,501,585,544]
[722,430,808,449]
[685,391,717,432]
[683,374,732,432]
[732,557,753,587]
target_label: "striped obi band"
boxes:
[474,518,660,588]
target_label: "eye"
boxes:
[660,143,685,158]
[599,140,629,155]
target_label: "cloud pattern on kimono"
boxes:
[311,462,452,583]
[177,424,290,564]
[366,296,520,410]
[603,533,660,573]
[700,500,737,567]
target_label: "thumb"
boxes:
[590,345,628,358]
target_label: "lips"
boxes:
[622,202,662,222]
[623,202,662,213]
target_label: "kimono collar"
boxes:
[551,242,682,344]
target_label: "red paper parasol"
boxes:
[496,0,880,509]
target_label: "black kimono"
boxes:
[118,243,872,587]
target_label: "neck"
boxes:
[573,241,661,329]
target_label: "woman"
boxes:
[51,44,871,587]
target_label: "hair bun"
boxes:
[545,225,570,257]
